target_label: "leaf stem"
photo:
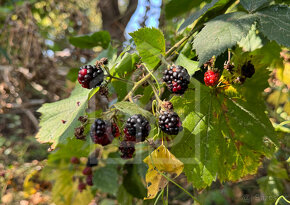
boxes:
[275,195,290,205]
[154,189,164,205]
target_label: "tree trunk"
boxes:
[98,0,138,42]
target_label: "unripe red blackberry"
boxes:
[86,175,93,186]
[241,61,255,78]
[123,114,150,142]
[78,182,86,192]
[82,167,92,176]
[162,65,190,94]
[158,112,182,135]
[90,119,119,146]
[119,141,135,159]
[204,70,220,86]
[70,157,80,164]
[78,65,104,89]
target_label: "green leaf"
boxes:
[111,80,133,101]
[36,84,92,148]
[66,68,79,82]
[171,78,276,189]
[88,44,117,69]
[193,12,256,66]
[117,186,133,205]
[175,53,199,75]
[113,101,154,120]
[123,164,147,199]
[240,0,270,12]
[238,24,264,52]
[255,5,290,47]
[258,176,285,205]
[165,0,210,19]
[179,0,219,31]
[114,53,140,76]
[69,31,111,49]
[93,165,119,195]
[179,0,236,32]
[130,28,165,70]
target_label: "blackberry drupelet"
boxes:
[204,70,220,87]
[158,112,183,135]
[241,61,255,78]
[119,141,135,159]
[162,65,190,94]
[78,65,104,89]
[124,114,150,142]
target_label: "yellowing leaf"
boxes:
[277,62,290,86]
[23,170,38,197]
[284,102,290,116]
[267,90,288,106]
[143,145,184,199]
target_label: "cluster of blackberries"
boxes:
[90,118,120,146]
[158,111,182,135]
[204,70,220,87]
[78,65,104,89]
[119,114,151,159]
[162,65,190,94]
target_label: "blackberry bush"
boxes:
[158,111,183,135]
[35,1,288,201]
[78,65,104,89]
[162,65,190,94]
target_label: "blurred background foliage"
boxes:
[0,0,289,204]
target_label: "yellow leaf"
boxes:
[23,170,38,197]
[284,102,290,116]
[143,145,184,199]
[267,90,288,106]
[277,62,290,86]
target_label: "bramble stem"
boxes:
[123,25,200,101]
[108,75,134,84]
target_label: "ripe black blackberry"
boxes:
[90,119,119,146]
[162,65,190,94]
[119,141,135,159]
[241,61,255,78]
[78,65,104,89]
[158,112,182,135]
[124,114,150,142]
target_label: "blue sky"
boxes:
[125,0,162,39]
